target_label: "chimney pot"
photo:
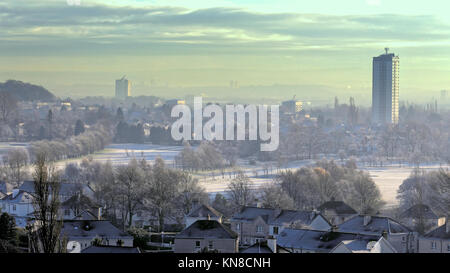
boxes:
[363,215,371,226]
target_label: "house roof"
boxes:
[187,204,222,218]
[240,240,290,253]
[277,228,379,252]
[0,190,33,203]
[61,220,131,239]
[62,194,100,209]
[72,210,98,221]
[318,200,357,215]
[338,215,410,236]
[81,246,141,253]
[400,204,440,220]
[18,181,94,196]
[268,210,321,227]
[331,237,397,253]
[423,224,450,239]
[231,207,275,223]
[231,206,328,228]
[176,220,238,240]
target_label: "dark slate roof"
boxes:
[61,220,131,239]
[338,215,410,235]
[318,201,357,215]
[277,228,379,252]
[176,220,238,240]
[400,204,440,220]
[231,207,275,222]
[424,224,450,239]
[62,194,100,209]
[81,246,141,254]
[18,181,93,196]
[72,210,98,220]
[81,246,141,253]
[187,204,222,218]
[240,241,290,253]
[268,210,318,226]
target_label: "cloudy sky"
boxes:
[0,0,449,101]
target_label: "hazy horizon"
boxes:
[1,0,449,104]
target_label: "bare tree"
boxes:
[29,152,64,253]
[0,92,17,124]
[3,148,29,185]
[227,170,254,211]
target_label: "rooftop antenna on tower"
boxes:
[384,48,389,55]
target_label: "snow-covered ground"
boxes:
[0,142,447,208]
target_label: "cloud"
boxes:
[0,1,449,56]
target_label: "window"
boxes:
[195,241,201,247]
[236,223,240,230]
[273,226,279,235]
[256,225,263,233]
[447,245,450,252]
[64,209,71,216]
[208,241,213,249]
[13,205,16,211]
[431,241,437,249]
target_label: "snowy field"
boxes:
[0,142,448,208]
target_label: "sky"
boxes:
[0,0,449,103]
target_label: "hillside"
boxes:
[0,80,56,102]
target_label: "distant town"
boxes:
[0,48,448,254]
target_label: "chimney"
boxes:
[363,215,371,226]
[207,214,211,221]
[98,207,102,220]
[331,225,338,232]
[382,230,388,239]
[12,189,20,199]
[266,236,277,253]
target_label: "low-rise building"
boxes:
[185,203,223,228]
[230,207,331,246]
[174,220,239,253]
[277,228,380,253]
[61,220,134,250]
[400,204,446,233]
[338,215,416,253]
[418,220,450,253]
[318,199,358,225]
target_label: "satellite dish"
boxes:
[67,241,82,253]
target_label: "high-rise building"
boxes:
[115,76,131,99]
[372,48,399,124]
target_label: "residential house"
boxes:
[174,220,239,253]
[330,236,397,253]
[60,193,102,220]
[185,203,223,228]
[318,199,358,225]
[277,228,379,253]
[338,215,416,253]
[18,181,95,202]
[418,220,450,253]
[0,189,34,227]
[230,207,331,246]
[61,220,134,250]
[399,204,446,233]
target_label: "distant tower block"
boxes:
[115,76,131,99]
[372,49,399,124]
